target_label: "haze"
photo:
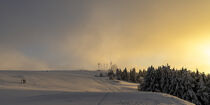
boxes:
[1,0,210,73]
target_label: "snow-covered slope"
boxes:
[0,70,194,105]
[0,70,137,92]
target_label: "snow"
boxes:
[0,70,194,105]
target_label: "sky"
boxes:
[1,0,210,73]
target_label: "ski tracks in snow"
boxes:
[97,92,109,105]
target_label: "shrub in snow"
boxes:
[108,70,115,80]
[21,79,26,84]
[99,73,103,77]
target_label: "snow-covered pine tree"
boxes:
[121,68,129,81]
[137,69,145,84]
[140,65,210,105]
[116,68,122,80]
[108,64,210,105]
[130,68,137,83]
[140,66,155,91]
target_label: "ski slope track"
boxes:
[0,70,194,105]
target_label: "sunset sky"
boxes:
[1,0,210,73]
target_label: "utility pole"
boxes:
[97,62,101,70]
[110,61,112,70]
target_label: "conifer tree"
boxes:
[116,68,122,80]
[140,65,210,105]
[130,68,137,82]
[122,68,129,81]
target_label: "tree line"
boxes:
[108,67,146,83]
[108,64,210,105]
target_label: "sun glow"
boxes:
[195,40,210,66]
[180,37,210,73]
[204,48,210,57]
[199,41,210,57]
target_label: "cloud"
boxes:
[0,0,210,72]
[0,47,49,70]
